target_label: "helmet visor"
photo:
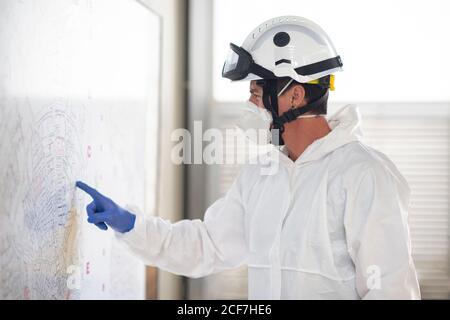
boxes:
[222,49,240,74]
[222,43,253,81]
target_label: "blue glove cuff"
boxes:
[122,212,136,233]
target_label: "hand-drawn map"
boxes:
[0,0,160,299]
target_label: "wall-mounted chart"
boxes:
[0,0,161,299]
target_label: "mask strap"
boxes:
[260,80,328,146]
[272,91,329,129]
[277,79,294,97]
[297,114,326,119]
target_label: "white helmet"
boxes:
[222,15,343,84]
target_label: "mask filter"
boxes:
[236,101,273,145]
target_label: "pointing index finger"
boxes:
[76,181,104,202]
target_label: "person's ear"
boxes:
[291,84,306,108]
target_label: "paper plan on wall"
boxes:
[0,0,160,299]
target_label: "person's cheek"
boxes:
[256,98,264,109]
[249,95,258,106]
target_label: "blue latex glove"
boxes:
[76,181,136,233]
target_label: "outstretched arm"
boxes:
[76,174,248,278]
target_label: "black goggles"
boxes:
[222,43,275,81]
[222,42,343,81]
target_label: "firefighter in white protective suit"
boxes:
[76,16,421,299]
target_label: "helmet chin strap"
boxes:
[261,80,329,146]
[261,80,283,145]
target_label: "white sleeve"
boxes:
[114,172,248,278]
[344,164,421,299]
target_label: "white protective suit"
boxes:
[116,105,421,300]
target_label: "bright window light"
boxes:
[213,0,450,103]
